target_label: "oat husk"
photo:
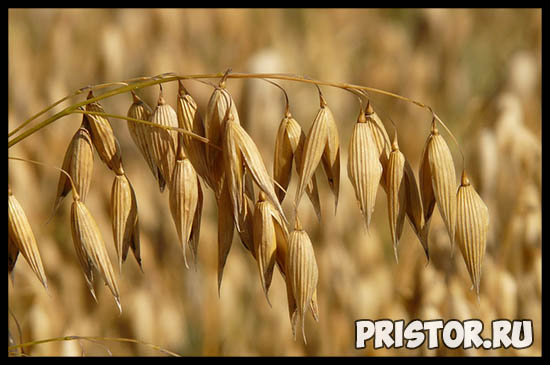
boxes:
[274,112,321,220]
[189,179,203,269]
[8,187,48,289]
[320,98,340,213]
[421,120,457,250]
[85,91,124,175]
[224,118,287,226]
[456,170,489,296]
[295,96,339,214]
[286,218,319,344]
[217,179,235,296]
[111,173,141,273]
[386,136,407,262]
[365,102,391,191]
[347,110,383,230]
[54,121,94,213]
[176,81,211,189]
[169,155,200,269]
[253,192,288,305]
[205,86,240,196]
[127,91,160,188]
[71,199,121,312]
[149,87,178,190]
[223,116,245,231]
[402,158,428,259]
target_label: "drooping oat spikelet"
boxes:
[320,96,340,213]
[223,115,245,231]
[54,121,94,213]
[225,119,287,225]
[253,193,278,305]
[8,187,48,289]
[204,86,240,196]
[71,199,121,312]
[85,91,124,175]
[273,112,321,220]
[402,158,428,259]
[205,86,241,152]
[149,87,178,190]
[295,102,328,212]
[127,91,160,188]
[176,81,211,189]
[365,102,391,191]
[295,95,339,214]
[111,173,141,273]
[424,120,458,250]
[274,112,298,203]
[386,136,407,262]
[217,179,235,296]
[169,155,199,269]
[253,192,288,305]
[419,133,437,254]
[286,218,319,344]
[456,170,489,296]
[71,219,97,302]
[347,110,383,230]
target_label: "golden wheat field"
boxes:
[8,9,541,356]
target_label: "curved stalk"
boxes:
[8,72,458,152]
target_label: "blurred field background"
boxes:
[8,8,541,356]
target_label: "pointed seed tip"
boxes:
[461,170,470,186]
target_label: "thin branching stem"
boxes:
[261,78,291,116]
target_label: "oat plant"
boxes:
[8,70,490,346]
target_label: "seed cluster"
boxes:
[8,74,489,343]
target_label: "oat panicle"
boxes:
[6,70,496,347]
